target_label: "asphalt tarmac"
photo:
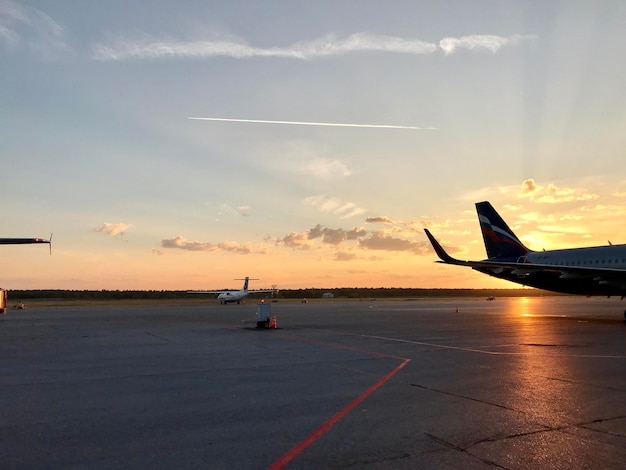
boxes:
[1,296,625,469]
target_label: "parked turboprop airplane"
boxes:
[424,202,626,319]
[0,237,51,245]
[1,236,51,313]
[188,277,274,304]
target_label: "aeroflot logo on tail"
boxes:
[479,216,519,243]
[479,217,528,257]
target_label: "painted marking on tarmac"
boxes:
[274,333,408,360]
[362,334,626,359]
[269,358,410,470]
[268,334,410,469]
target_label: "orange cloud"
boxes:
[365,216,394,224]
[161,236,253,254]
[518,179,598,203]
[358,232,429,254]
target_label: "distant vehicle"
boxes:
[486,296,496,301]
[424,201,626,319]
[188,276,274,304]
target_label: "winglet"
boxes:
[424,228,456,263]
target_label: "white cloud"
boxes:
[300,157,352,179]
[263,141,359,181]
[290,32,438,58]
[94,222,131,237]
[439,34,534,55]
[218,203,251,217]
[304,195,366,219]
[92,32,533,61]
[0,0,68,58]
[336,202,366,219]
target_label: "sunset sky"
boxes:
[2,1,626,291]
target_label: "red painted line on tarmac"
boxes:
[268,337,411,470]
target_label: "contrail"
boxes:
[188,117,436,130]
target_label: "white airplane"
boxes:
[424,201,626,319]
[188,277,274,304]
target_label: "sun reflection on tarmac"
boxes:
[503,297,581,431]
[514,296,535,317]
[511,296,568,319]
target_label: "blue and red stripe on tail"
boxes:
[475,201,530,260]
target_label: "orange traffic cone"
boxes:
[270,316,277,328]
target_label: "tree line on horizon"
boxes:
[9,288,560,301]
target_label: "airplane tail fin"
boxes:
[476,202,530,259]
[236,276,260,292]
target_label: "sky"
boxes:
[2,0,626,291]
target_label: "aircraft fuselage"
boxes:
[477,244,626,296]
